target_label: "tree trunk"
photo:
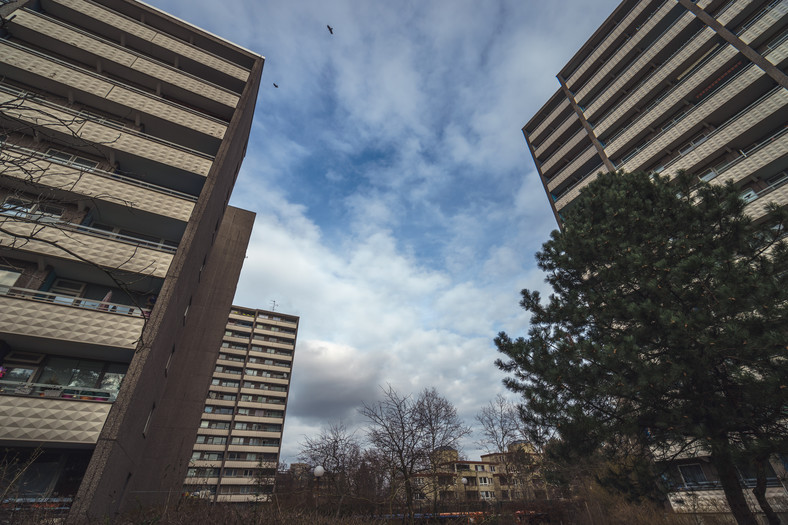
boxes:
[752,456,781,525]
[711,448,758,525]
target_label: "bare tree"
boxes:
[360,385,426,523]
[417,387,471,516]
[298,422,362,518]
[476,395,546,501]
[360,385,470,522]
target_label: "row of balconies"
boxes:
[564,0,655,91]
[584,9,698,122]
[526,96,571,150]
[594,0,757,136]
[0,83,214,185]
[10,4,244,115]
[228,311,299,326]
[598,1,786,152]
[575,0,675,106]
[1,142,196,223]
[0,215,175,278]
[554,89,787,212]
[0,38,228,148]
[41,0,251,84]
[0,286,146,349]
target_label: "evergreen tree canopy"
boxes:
[495,171,787,525]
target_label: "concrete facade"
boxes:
[183,307,299,502]
[523,0,788,226]
[0,0,263,521]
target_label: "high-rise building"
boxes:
[524,0,787,227]
[0,0,262,520]
[523,0,788,515]
[183,306,298,502]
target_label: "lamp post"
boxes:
[461,477,468,515]
[313,465,324,511]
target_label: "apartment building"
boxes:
[524,0,787,226]
[523,0,788,516]
[0,0,262,520]
[183,307,298,502]
[414,443,544,504]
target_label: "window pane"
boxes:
[38,357,79,386]
[70,360,103,388]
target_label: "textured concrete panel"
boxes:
[0,396,111,445]
[0,295,144,348]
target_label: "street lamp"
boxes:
[314,465,324,510]
[461,477,468,511]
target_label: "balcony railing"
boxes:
[0,84,215,164]
[0,380,118,402]
[0,212,177,253]
[1,142,198,202]
[0,285,150,317]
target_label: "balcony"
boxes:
[565,0,649,90]
[575,1,673,105]
[547,146,599,192]
[586,10,695,121]
[621,64,765,173]
[0,380,118,402]
[0,216,175,279]
[540,128,588,176]
[0,84,214,177]
[534,113,580,160]
[737,0,788,46]
[529,98,572,148]
[595,25,715,139]
[43,0,250,82]
[656,86,787,176]
[7,8,240,114]
[0,286,146,349]
[0,143,196,223]
[0,39,227,147]
[606,43,739,159]
[0,388,112,445]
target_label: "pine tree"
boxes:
[495,171,787,525]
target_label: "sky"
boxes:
[146,0,622,463]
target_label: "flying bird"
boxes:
[327,25,334,35]
[273,83,278,88]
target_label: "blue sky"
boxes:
[146,0,621,462]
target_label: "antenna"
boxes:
[270,300,278,312]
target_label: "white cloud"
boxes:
[148,0,622,463]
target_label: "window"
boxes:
[2,365,37,383]
[45,148,99,170]
[679,464,708,486]
[204,405,233,415]
[214,365,242,375]
[208,391,237,401]
[199,420,229,430]
[36,356,126,391]
[740,188,758,203]
[195,435,227,445]
[211,378,240,388]
[191,451,223,461]
[186,468,219,478]
[48,279,86,306]
[0,267,21,293]
[1,197,64,223]
[475,465,485,471]
[479,477,491,485]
